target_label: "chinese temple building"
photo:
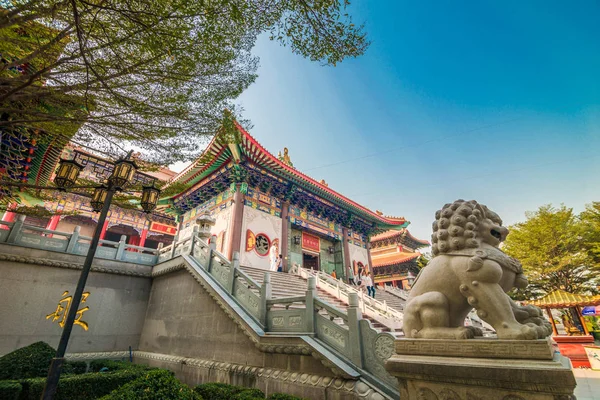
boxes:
[370,226,429,289]
[162,122,410,280]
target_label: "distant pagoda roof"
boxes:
[371,228,429,249]
[168,122,409,231]
[372,251,420,268]
[527,290,600,308]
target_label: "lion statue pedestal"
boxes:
[385,200,577,400]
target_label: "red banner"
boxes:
[302,232,320,252]
[149,222,177,236]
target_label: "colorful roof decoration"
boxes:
[371,228,430,252]
[372,251,420,268]
[168,122,409,233]
[528,290,600,308]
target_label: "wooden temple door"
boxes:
[303,253,319,271]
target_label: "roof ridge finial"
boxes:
[278,147,294,168]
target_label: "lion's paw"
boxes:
[498,323,538,340]
[455,327,476,339]
[465,326,483,337]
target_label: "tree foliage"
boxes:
[1,0,369,165]
[503,204,600,299]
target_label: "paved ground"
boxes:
[574,369,600,400]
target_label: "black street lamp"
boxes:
[53,159,84,190]
[0,150,161,400]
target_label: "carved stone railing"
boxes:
[162,233,397,391]
[381,284,409,301]
[291,264,403,330]
[0,215,159,265]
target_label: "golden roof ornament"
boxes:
[319,179,328,187]
[278,147,294,168]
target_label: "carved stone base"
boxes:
[385,338,577,400]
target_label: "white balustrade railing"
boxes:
[291,265,403,330]
[0,215,160,265]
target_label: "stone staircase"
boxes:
[372,288,406,311]
[240,266,401,335]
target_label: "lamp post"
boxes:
[0,151,160,400]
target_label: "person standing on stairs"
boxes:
[276,254,283,272]
[363,272,375,298]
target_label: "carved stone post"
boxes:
[228,251,240,294]
[305,276,317,333]
[6,214,25,243]
[189,225,199,256]
[66,226,81,253]
[170,232,179,259]
[347,292,363,367]
[259,272,272,326]
[116,235,127,260]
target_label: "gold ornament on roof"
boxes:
[319,179,328,187]
[278,147,294,168]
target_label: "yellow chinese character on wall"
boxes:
[46,291,90,331]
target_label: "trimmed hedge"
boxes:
[0,380,22,400]
[0,342,55,380]
[19,369,147,400]
[62,361,88,375]
[267,394,307,400]
[99,369,200,400]
[193,383,267,400]
[233,388,265,400]
[89,360,148,373]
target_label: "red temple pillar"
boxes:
[228,186,245,259]
[280,201,290,271]
[46,215,61,231]
[98,220,109,240]
[1,206,16,230]
[139,228,148,248]
[366,237,375,280]
[342,227,352,283]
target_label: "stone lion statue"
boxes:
[404,200,553,340]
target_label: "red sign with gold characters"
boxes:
[302,232,320,252]
[149,222,177,236]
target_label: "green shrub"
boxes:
[233,388,265,400]
[194,383,266,400]
[20,369,146,400]
[267,394,307,400]
[194,382,245,400]
[0,380,22,400]
[0,342,55,380]
[99,369,200,400]
[89,360,147,373]
[62,361,88,375]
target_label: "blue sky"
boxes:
[177,1,600,243]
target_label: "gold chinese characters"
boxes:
[46,291,90,331]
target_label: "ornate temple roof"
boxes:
[527,290,600,308]
[371,251,420,268]
[169,122,408,231]
[371,228,430,248]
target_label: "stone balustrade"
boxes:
[292,264,404,330]
[161,231,398,394]
[0,215,160,265]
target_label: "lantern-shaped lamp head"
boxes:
[141,182,160,213]
[108,159,137,190]
[90,186,108,212]
[54,159,83,190]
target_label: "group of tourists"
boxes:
[348,266,376,298]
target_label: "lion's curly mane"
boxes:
[431,199,503,256]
